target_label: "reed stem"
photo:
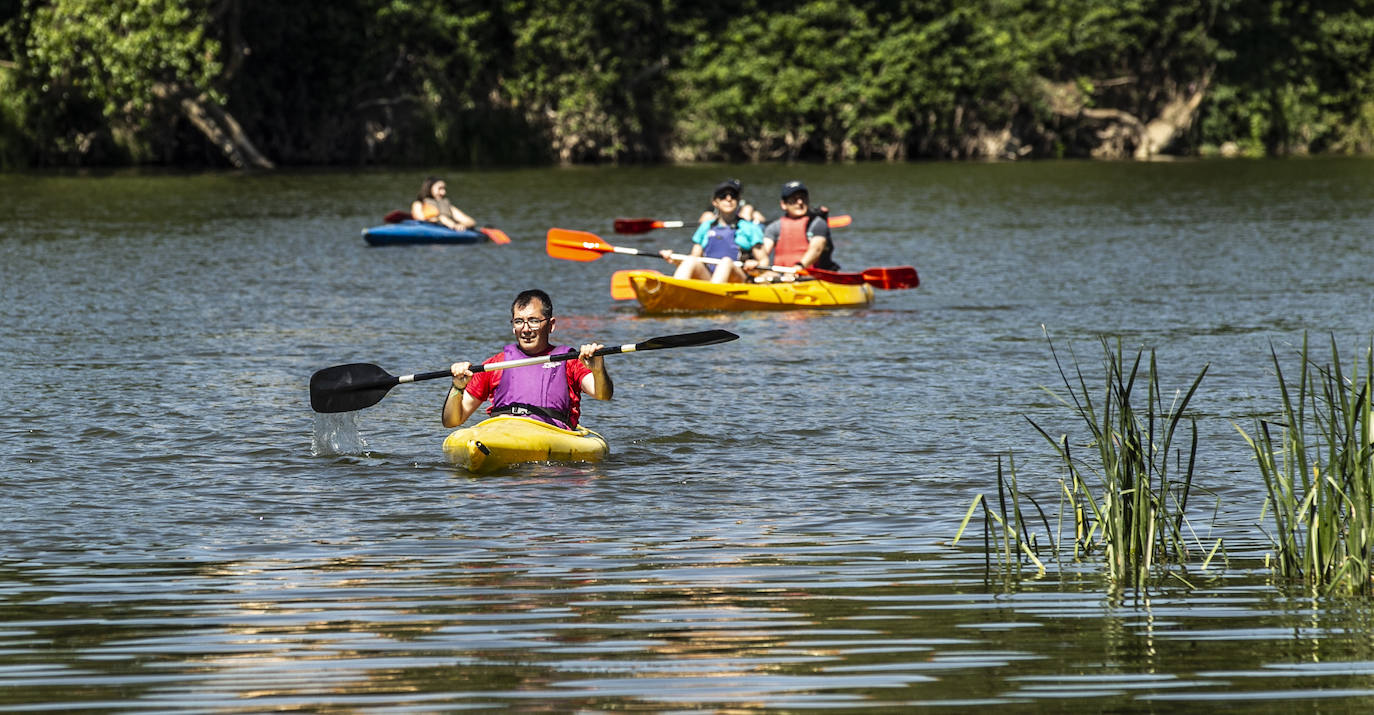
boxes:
[1237,335,1374,596]
[1027,334,1209,587]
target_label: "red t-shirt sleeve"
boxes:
[463,352,506,402]
[565,357,592,392]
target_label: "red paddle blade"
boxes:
[826,214,852,228]
[863,266,920,289]
[802,267,867,285]
[613,218,684,233]
[546,228,615,261]
[610,269,662,299]
[383,209,410,223]
[614,218,657,234]
[480,227,512,245]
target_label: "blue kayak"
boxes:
[362,220,489,246]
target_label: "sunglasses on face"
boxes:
[714,191,740,201]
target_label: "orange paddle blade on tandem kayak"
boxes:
[546,228,640,261]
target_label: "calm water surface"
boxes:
[3,159,1374,711]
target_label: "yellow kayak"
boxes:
[627,272,874,313]
[442,415,609,474]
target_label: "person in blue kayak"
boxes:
[411,176,477,231]
[659,179,769,283]
[442,289,612,430]
[761,180,839,282]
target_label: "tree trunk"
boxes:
[1138,73,1212,158]
[1040,73,1211,159]
[153,82,274,169]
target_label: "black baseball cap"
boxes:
[713,179,742,198]
[780,180,808,199]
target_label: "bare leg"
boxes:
[674,257,712,280]
[709,259,738,284]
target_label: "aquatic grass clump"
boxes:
[1237,336,1374,596]
[955,454,1053,584]
[1027,335,1211,588]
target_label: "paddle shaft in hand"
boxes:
[614,215,851,234]
[310,329,740,413]
[547,228,918,288]
[547,228,797,272]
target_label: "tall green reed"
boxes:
[954,454,1051,586]
[1237,336,1374,596]
[1025,335,1210,588]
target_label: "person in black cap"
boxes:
[660,180,769,283]
[761,180,838,281]
[697,178,766,225]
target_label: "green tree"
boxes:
[503,0,678,162]
[11,0,270,166]
[1205,0,1374,155]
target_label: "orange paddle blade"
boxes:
[546,228,614,262]
[480,227,512,245]
[611,269,662,300]
[826,214,852,228]
[862,266,920,289]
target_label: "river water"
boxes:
[2,159,1374,711]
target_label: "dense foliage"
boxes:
[1,0,1371,167]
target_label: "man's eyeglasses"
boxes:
[783,193,808,204]
[511,317,548,329]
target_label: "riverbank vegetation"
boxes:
[2,0,1373,169]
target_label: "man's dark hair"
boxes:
[512,289,553,318]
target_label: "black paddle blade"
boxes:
[635,329,738,351]
[309,363,399,413]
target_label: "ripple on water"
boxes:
[4,163,1374,710]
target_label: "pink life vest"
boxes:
[774,215,811,266]
[489,343,575,429]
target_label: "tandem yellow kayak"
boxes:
[442,415,609,474]
[626,272,874,313]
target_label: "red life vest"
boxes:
[773,215,811,266]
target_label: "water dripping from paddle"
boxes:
[311,412,368,456]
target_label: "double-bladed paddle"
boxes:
[381,210,512,244]
[613,215,852,234]
[547,228,919,289]
[309,329,740,413]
